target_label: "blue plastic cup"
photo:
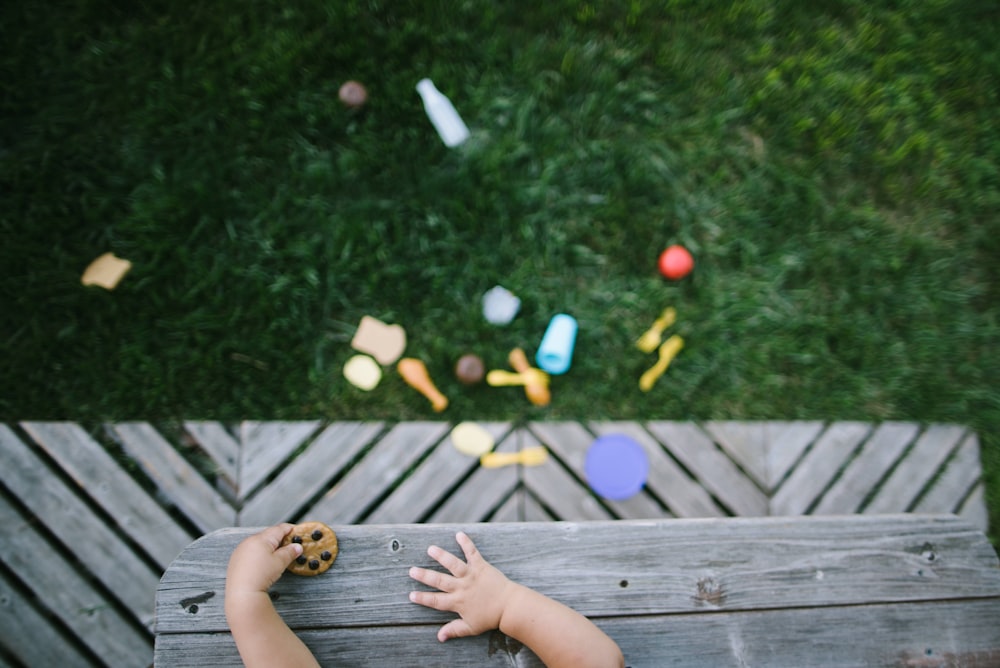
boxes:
[536,314,578,375]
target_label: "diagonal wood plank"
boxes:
[532,422,667,519]
[183,421,240,484]
[0,570,97,667]
[645,421,768,516]
[111,422,236,533]
[769,422,872,516]
[239,422,385,526]
[863,424,967,515]
[305,422,449,524]
[913,433,983,515]
[0,494,152,666]
[812,422,920,515]
[764,421,826,490]
[239,421,323,500]
[427,425,520,523]
[700,421,769,490]
[21,421,193,569]
[0,424,160,629]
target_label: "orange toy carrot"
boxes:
[397,358,449,412]
[509,348,551,407]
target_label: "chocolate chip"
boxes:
[309,559,320,570]
[311,530,323,540]
[321,551,331,561]
[292,536,303,544]
[296,555,307,565]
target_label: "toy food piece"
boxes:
[280,521,338,576]
[450,422,494,457]
[508,347,551,407]
[81,252,132,290]
[480,446,548,469]
[636,307,677,353]
[343,354,381,391]
[639,335,684,392]
[486,369,549,387]
[585,434,649,500]
[397,358,448,412]
[481,285,521,325]
[351,316,407,365]
[658,245,694,280]
[338,80,368,108]
[536,314,577,375]
[454,353,485,385]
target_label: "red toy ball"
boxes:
[658,245,694,280]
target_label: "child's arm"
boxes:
[225,524,321,668]
[408,532,625,668]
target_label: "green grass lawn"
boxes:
[2,1,998,537]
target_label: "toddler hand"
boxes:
[227,524,304,596]
[408,532,517,642]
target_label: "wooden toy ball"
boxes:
[455,353,485,385]
[658,245,694,280]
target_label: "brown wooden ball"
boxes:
[454,354,485,385]
[338,80,368,109]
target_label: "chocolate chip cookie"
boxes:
[281,521,338,576]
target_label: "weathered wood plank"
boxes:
[521,443,613,521]
[366,423,512,524]
[155,598,1000,668]
[769,422,871,515]
[644,421,768,515]
[427,426,519,523]
[183,421,239,484]
[21,421,192,569]
[960,484,989,533]
[0,570,98,667]
[154,515,1000,634]
[238,421,323,500]
[0,494,153,665]
[863,424,966,514]
[239,422,384,526]
[913,433,983,515]
[111,422,236,533]
[763,421,826,490]
[304,422,448,523]
[812,422,919,515]
[533,422,667,519]
[700,421,769,489]
[0,424,160,629]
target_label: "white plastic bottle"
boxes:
[416,78,470,147]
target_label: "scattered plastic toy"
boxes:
[658,245,694,280]
[639,335,684,392]
[81,252,132,290]
[343,354,382,391]
[482,285,521,325]
[416,78,470,147]
[454,353,485,385]
[508,347,551,407]
[397,358,448,412]
[480,446,548,469]
[636,307,677,354]
[351,316,407,366]
[536,313,578,375]
[450,422,494,457]
[585,434,649,500]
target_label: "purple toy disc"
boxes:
[584,434,649,500]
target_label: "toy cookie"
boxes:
[280,521,339,576]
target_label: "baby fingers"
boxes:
[409,566,455,593]
[409,589,453,611]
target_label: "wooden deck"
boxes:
[0,420,989,667]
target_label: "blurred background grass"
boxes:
[2,1,997,536]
